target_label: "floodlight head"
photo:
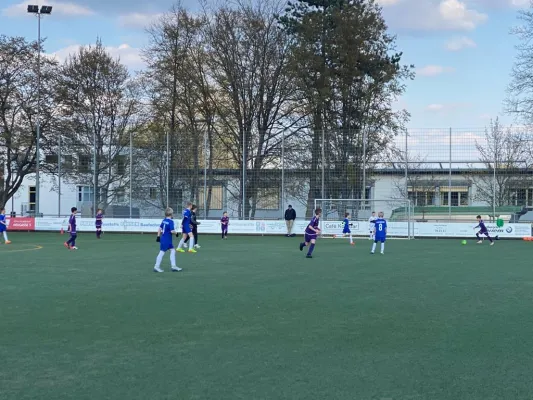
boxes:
[27,5,39,13]
[40,5,52,14]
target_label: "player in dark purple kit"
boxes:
[221,211,229,239]
[474,215,494,245]
[299,208,322,258]
[95,209,103,239]
[64,207,78,250]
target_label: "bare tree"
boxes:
[0,35,58,210]
[54,39,142,212]
[472,119,533,209]
[507,4,533,124]
[205,1,304,218]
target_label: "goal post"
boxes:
[313,198,414,240]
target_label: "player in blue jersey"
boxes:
[64,207,78,250]
[474,215,494,245]
[371,211,387,254]
[342,212,354,245]
[95,209,103,239]
[154,207,182,273]
[299,208,322,258]
[0,208,11,244]
[177,202,196,253]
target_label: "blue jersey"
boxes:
[342,218,350,233]
[305,216,320,235]
[0,214,6,232]
[160,218,175,240]
[374,218,387,237]
[182,209,192,226]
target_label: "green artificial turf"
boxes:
[2,232,533,400]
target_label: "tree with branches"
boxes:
[0,35,58,210]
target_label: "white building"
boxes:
[5,166,531,222]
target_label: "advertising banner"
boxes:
[33,217,532,238]
[6,217,35,231]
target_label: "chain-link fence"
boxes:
[7,125,533,223]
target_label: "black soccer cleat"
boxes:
[299,243,304,251]
[306,255,312,258]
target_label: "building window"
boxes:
[29,186,36,212]
[116,155,127,175]
[460,191,469,206]
[149,187,157,200]
[78,154,91,173]
[256,188,279,210]
[45,154,58,164]
[198,186,223,210]
[115,188,126,203]
[408,190,435,206]
[64,155,73,169]
[77,186,94,202]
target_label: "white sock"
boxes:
[3,232,8,241]
[155,251,165,267]
[349,233,353,242]
[178,238,185,249]
[189,235,195,249]
[371,243,376,253]
[170,248,176,267]
[381,243,385,253]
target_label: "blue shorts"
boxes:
[160,241,174,252]
[182,224,191,234]
[375,236,386,243]
[343,228,351,234]
[0,225,6,233]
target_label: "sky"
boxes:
[0,0,529,130]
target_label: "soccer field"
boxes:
[2,233,533,400]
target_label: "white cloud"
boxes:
[2,1,95,17]
[445,36,477,51]
[439,0,487,30]
[426,104,446,111]
[118,12,163,29]
[50,43,144,70]
[381,0,488,33]
[416,65,456,77]
[425,102,471,113]
[377,0,402,5]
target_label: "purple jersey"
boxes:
[95,213,103,227]
[221,216,229,228]
[476,220,488,233]
[69,215,77,234]
[305,216,320,235]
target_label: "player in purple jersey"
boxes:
[299,208,322,258]
[474,215,494,245]
[154,207,182,273]
[64,207,78,250]
[95,209,103,239]
[221,212,229,239]
[0,208,11,244]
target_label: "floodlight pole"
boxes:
[36,12,41,217]
[28,4,52,217]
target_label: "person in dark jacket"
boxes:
[184,205,200,249]
[284,205,296,237]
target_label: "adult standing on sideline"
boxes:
[284,205,296,237]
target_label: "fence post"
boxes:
[281,130,285,219]
[448,127,452,220]
[129,129,132,218]
[58,133,61,217]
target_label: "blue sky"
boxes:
[0,0,528,129]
